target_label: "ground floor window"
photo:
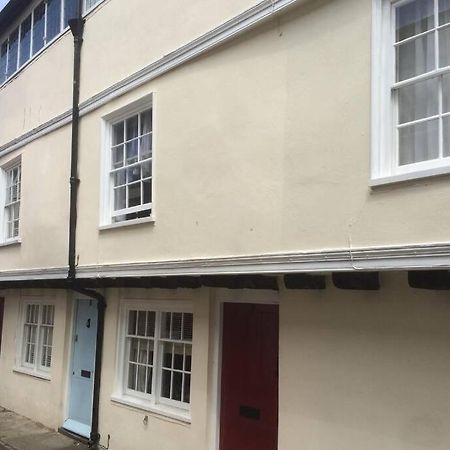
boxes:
[116,301,193,417]
[18,301,55,375]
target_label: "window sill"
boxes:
[13,366,51,381]
[99,216,155,231]
[370,164,450,187]
[110,394,191,424]
[0,238,21,248]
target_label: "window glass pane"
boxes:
[128,310,137,335]
[126,115,138,141]
[173,344,184,370]
[63,0,78,28]
[146,367,153,394]
[7,28,19,78]
[32,3,45,54]
[140,110,152,135]
[127,166,141,184]
[142,161,152,180]
[137,311,146,336]
[399,119,439,165]
[442,73,450,112]
[142,180,152,205]
[171,313,182,340]
[0,42,7,84]
[161,369,171,398]
[146,311,155,337]
[439,0,450,25]
[162,342,172,368]
[183,314,193,341]
[113,122,124,145]
[127,363,136,390]
[127,183,141,208]
[112,145,124,169]
[183,374,191,403]
[19,15,32,67]
[172,371,182,401]
[185,345,192,371]
[129,338,138,362]
[125,140,138,165]
[443,116,450,156]
[84,0,100,11]
[136,365,146,392]
[161,312,171,339]
[396,0,434,42]
[139,135,152,161]
[113,169,126,187]
[396,33,435,81]
[439,27,450,68]
[398,77,438,124]
[114,186,126,211]
[47,0,62,42]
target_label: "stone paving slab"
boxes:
[0,407,87,450]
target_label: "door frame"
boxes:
[209,289,279,450]
[63,295,98,437]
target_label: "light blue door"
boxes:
[63,299,98,438]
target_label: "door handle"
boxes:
[86,318,91,328]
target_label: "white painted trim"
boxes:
[112,298,193,421]
[98,216,155,231]
[74,242,450,278]
[0,266,67,281]
[110,395,191,424]
[0,238,21,247]
[0,0,302,158]
[3,242,450,282]
[15,297,56,378]
[100,94,153,227]
[12,366,51,381]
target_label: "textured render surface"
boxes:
[0,407,86,450]
[0,290,71,431]
[96,288,211,450]
[279,272,450,450]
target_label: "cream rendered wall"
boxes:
[0,33,73,147]
[0,126,70,271]
[0,289,70,430]
[79,0,265,101]
[279,272,450,450]
[97,288,211,450]
[73,0,450,268]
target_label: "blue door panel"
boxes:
[64,299,98,438]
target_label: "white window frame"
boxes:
[0,0,107,89]
[15,299,55,379]
[372,0,450,185]
[112,299,193,422]
[0,156,22,245]
[100,94,154,229]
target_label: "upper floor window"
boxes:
[372,0,450,184]
[101,96,153,227]
[0,0,104,87]
[0,158,21,244]
[5,163,21,241]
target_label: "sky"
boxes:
[0,0,8,12]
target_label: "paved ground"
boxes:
[0,407,88,450]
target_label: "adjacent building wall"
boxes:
[279,272,450,450]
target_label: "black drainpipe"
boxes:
[68,5,106,449]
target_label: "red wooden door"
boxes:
[220,302,279,450]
